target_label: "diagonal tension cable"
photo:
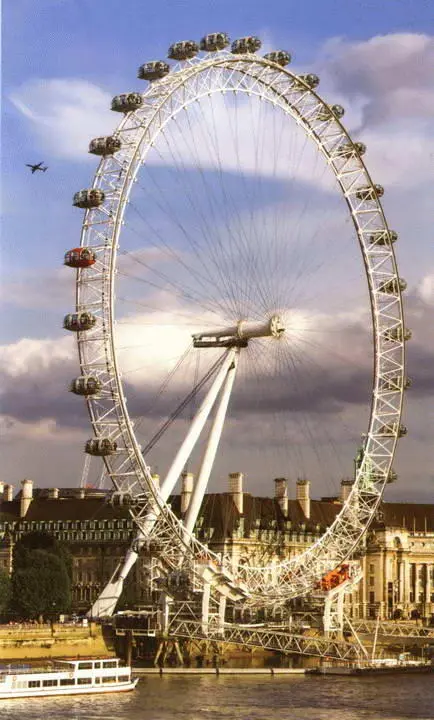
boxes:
[142,352,228,456]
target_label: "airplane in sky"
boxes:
[26,162,48,174]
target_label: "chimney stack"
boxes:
[274,477,288,517]
[20,479,33,517]
[229,472,243,514]
[48,487,59,499]
[296,478,310,519]
[340,478,353,504]
[3,484,13,502]
[181,472,194,514]
[151,473,160,491]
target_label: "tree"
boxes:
[0,568,11,616]
[10,532,72,620]
[11,549,71,620]
[13,531,72,580]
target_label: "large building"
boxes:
[0,476,433,621]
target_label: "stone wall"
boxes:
[0,623,115,661]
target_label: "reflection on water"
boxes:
[1,674,433,720]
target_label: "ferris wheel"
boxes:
[64,34,409,614]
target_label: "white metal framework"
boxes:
[66,37,407,614]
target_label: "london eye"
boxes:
[64,34,408,616]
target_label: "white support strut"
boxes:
[184,350,240,537]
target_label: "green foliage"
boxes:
[0,568,11,615]
[11,549,71,620]
[13,531,72,579]
[11,532,72,619]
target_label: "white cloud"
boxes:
[322,33,434,124]
[0,335,74,377]
[418,273,434,305]
[10,79,115,161]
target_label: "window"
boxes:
[43,679,58,687]
[119,675,129,682]
[369,564,375,573]
[103,660,117,668]
[29,681,41,688]
[369,577,375,586]
[78,662,93,670]
[78,678,92,685]
[102,676,117,683]
[60,679,75,686]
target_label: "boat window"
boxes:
[119,675,129,682]
[43,679,58,687]
[102,676,117,683]
[16,681,27,688]
[78,662,93,670]
[78,678,92,685]
[94,662,101,669]
[95,677,101,684]
[103,660,117,668]
[60,678,75,686]
[29,680,41,688]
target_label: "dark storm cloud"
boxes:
[1,285,433,430]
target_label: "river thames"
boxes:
[1,674,433,720]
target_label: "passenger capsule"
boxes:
[334,142,366,158]
[70,376,101,396]
[378,278,407,294]
[293,74,319,89]
[85,438,117,456]
[168,41,199,60]
[382,376,411,391]
[111,93,143,113]
[368,230,398,246]
[263,50,291,66]
[64,247,96,268]
[63,312,97,332]
[316,104,345,121]
[383,327,412,342]
[355,184,384,201]
[111,492,134,507]
[231,36,262,54]
[89,136,121,156]
[387,469,398,483]
[138,61,170,81]
[200,33,230,52]
[377,423,407,437]
[73,189,105,209]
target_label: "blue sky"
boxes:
[1,0,433,501]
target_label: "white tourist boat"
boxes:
[0,657,138,699]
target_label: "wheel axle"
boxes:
[192,315,285,348]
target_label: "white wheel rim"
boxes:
[71,50,406,602]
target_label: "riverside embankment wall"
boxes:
[0,623,115,661]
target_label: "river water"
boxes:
[2,674,433,720]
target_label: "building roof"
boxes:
[374,502,434,533]
[1,490,433,536]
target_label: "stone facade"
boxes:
[0,478,433,621]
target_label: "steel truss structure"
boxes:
[350,621,434,640]
[66,36,408,618]
[160,617,364,663]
